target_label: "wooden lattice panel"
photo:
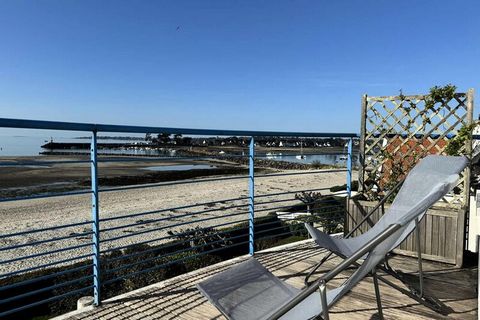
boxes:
[359,90,474,207]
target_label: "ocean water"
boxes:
[258,152,359,166]
[0,135,358,167]
[0,135,47,156]
[0,135,147,157]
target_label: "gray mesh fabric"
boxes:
[197,155,467,320]
[326,155,467,307]
[197,258,339,320]
[308,155,468,258]
[197,259,300,320]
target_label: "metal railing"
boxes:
[0,117,358,318]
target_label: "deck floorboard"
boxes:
[55,240,477,320]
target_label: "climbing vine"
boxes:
[424,84,457,109]
[445,121,477,156]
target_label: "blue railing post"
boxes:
[90,131,101,305]
[249,137,255,256]
[346,138,353,198]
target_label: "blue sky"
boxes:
[0,1,479,134]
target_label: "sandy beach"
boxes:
[0,167,356,275]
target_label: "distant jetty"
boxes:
[41,142,151,150]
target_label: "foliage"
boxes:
[255,235,307,251]
[309,197,344,234]
[295,191,322,213]
[399,84,456,128]
[292,193,344,234]
[157,132,171,144]
[445,122,477,156]
[424,84,457,109]
[311,160,325,169]
[379,149,419,202]
[167,226,232,252]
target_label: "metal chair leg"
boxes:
[415,218,424,297]
[376,272,449,315]
[383,253,393,271]
[372,269,384,320]
[305,252,332,286]
[318,280,330,320]
[378,219,425,301]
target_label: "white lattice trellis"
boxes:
[359,89,474,207]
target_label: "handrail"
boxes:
[268,223,402,320]
[0,117,358,137]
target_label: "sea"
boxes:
[0,135,359,167]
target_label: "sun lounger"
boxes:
[197,155,467,319]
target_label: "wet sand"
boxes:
[0,155,245,198]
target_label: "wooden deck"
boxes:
[55,240,478,320]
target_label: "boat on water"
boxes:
[296,141,306,160]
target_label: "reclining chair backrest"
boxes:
[343,155,468,253]
[328,155,467,305]
[285,156,468,318]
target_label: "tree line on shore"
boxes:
[145,133,357,148]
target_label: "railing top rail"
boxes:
[0,118,359,138]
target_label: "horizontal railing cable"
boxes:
[101,218,250,254]
[1,242,92,266]
[0,274,93,306]
[0,263,93,291]
[0,220,93,239]
[99,174,249,193]
[255,169,346,178]
[0,231,94,251]
[102,211,248,244]
[0,286,94,318]
[0,189,92,203]
[101,204,249,232]
[105,233,249,275]
[99,195,249,222]
[103,241,250,285]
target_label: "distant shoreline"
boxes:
[0,145,357,199]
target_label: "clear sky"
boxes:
[0,0,479,134]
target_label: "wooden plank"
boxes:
[456,207,466,267]
[425,213,433,255]
[358,94,368,193]
[465,88,474,206]
[393,249,456,264]
[432,216,439,257]
[445,215,456,261]
[438,216,446,257]
[345,200,463,265]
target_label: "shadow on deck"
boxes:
[54,240,478,320]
